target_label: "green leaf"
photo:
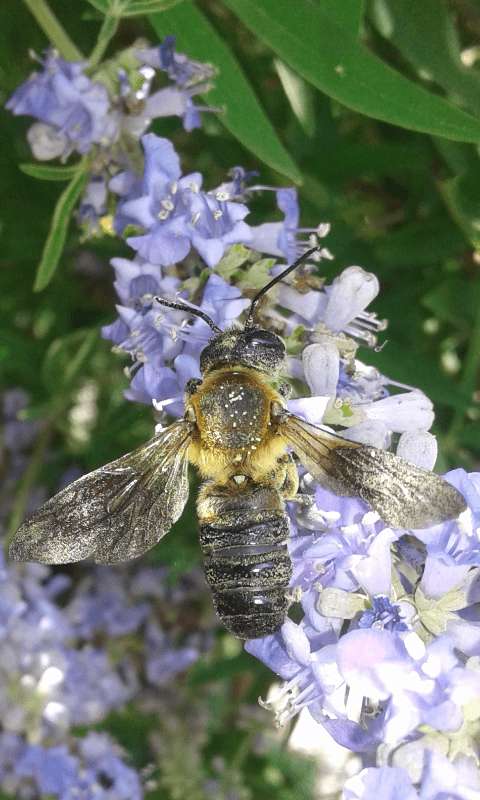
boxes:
[274,59,316,137]
[220,0,480,142]
[320,0,365,37]
[311,142,429,182]
[33,158,90,292]
[19,163,80,181]
[370,0,480,119]
[149,1,302,182]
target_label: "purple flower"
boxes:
[344,748,480,799]
[145,619,199,685]
[343,765,418,800]
[249,188,333,265]
[358,596,408,632]
[78,174,108,231]
[15,744,79,795]
[65,568,149,639]
[13,733,143,800]
[136,36,219,132]
[112,134,253,268]
[6,50,120,158]
[0,542,138,741]
[142,36,215,88]
[102,257,248,411]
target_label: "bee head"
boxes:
[154,247,320,376]
[199,326,286,374]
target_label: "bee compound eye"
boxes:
[245,329,281,347]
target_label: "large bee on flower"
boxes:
[10,249,467,639]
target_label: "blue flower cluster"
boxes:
[7,32,480,800]
[0,388,215,798]
[6,38,219,232]
[100,131,480,797]
[6,39,216,159]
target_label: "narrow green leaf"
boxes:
[371,0,480,119]
[33,158,90,292]
[220,0,480,142]
[121,0,185,14]
[320,0,365,37]
[149,1,302,182]
[86,0,185,18]
[19,163,80,181]
[274,59,315,137]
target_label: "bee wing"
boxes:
[278,413,467,529]
[9,419,194,566]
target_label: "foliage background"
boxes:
[1,0,480,797]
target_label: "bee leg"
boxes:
[290,494,316,506]
[277,381,292,400]
[184,378,202,398]
[277,453,299,499]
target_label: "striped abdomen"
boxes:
[198,481,292,639]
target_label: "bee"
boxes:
[10,249,467,639]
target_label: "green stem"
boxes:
[5,419,55,549]
[22,0,83,61]
[88,13,120,69]
[446,278,480,445]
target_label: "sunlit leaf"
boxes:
[149,1,302,182]
[220,0,480,141]
[370,0,480,118]
[320,0,365,36]
[19,163,80,181]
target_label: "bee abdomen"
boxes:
[199,511,292,639]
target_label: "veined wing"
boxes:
[278,413,466,529]
[9,418,194,565]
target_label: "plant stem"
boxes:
[22,0,83,61]
[88,13,120,69]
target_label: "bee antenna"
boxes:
[244,246,321,328]
[154,296,222,335]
